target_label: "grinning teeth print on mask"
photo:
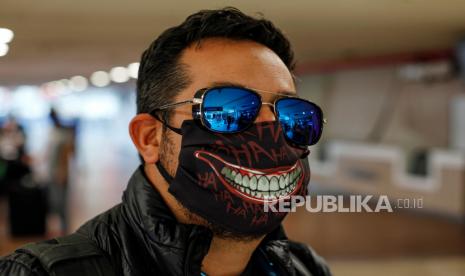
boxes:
[163,120,311,235]
[195,150,304,203]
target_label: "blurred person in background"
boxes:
[0,116,29,195]
[0,7,330,276]
[0,116,26,162]
[44,108,76,234]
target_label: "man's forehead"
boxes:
[177,38,296,99]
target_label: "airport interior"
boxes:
[1,1,465,275]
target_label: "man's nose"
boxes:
[255,104,275,123]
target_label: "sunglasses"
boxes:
[150,86,325,147]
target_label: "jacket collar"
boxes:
[121,165,291,274]
[122,165,213,246]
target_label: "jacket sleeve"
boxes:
[0,252,48,276]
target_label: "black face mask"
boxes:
[156,120,310,236]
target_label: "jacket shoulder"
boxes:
[75,204,129,274]
[77,203,124,235]
[1,233,116,276]
[0,251,48,276]
[288,240,332,276]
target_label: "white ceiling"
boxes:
[1,0,465,85]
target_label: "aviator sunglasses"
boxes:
[150,86,325,147]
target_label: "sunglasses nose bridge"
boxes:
[255,102,276,123]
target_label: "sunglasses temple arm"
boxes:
[156,99,199,110]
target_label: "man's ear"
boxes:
[129,114,163,164]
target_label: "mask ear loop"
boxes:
[150,111,181,183]
[156,160,174,184]
[151,111,180,184]
[151,111,183,135]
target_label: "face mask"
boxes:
[156,120,310,236]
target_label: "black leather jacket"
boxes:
[0,166,331,275]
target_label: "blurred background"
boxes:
[1,1,465,275]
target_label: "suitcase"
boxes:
[0,159,30,195]
[0,158,7,195]
[8,174,47,236]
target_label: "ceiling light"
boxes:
[52,81,66,91]
[0,28,14,44]
[90,71,111,87]
[110,67,129,83]
[127,62,139,79]
[69,76,88,92]
[59,79,70,88]
[0,43,9,57]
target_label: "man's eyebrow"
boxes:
[209,81,247,88]
[208,81,296,96]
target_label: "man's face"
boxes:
[159,38,296,178]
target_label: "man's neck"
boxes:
[201,235,264,276]
[145,164,265,275]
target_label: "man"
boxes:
[45,108,76,234]
[0,7,330,275]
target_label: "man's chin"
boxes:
[181,204,265,242]
[208,224,265,242]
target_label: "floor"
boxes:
[328,257,465,276]
[283,206,465,258]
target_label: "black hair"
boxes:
[136,7,295,114]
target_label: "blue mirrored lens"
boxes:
[276,98,323,146]
[202,87,261,132]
